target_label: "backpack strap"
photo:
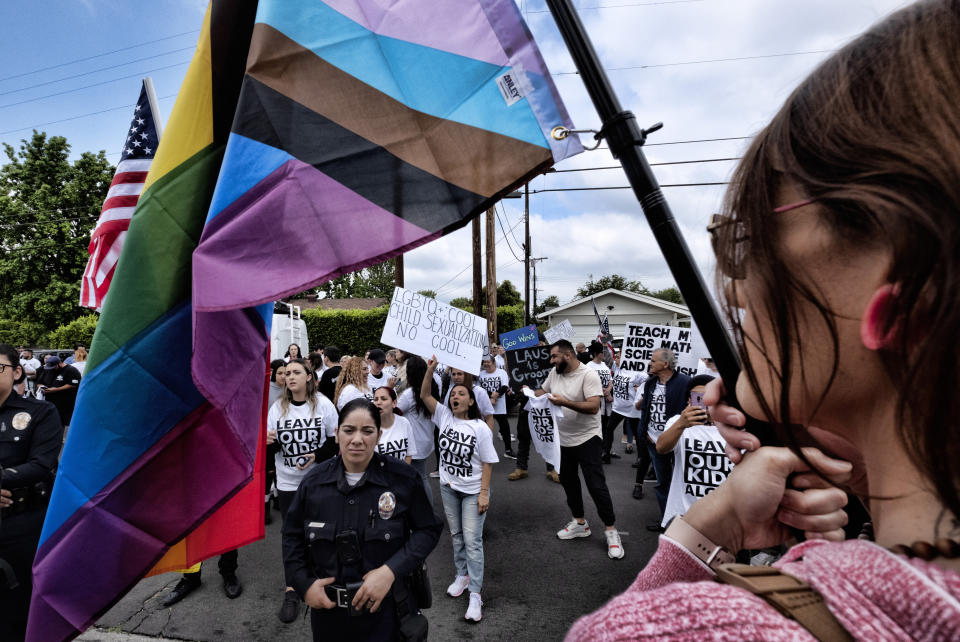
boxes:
[715,563,854,642]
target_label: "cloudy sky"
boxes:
[0,0,909,306]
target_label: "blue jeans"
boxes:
[646,439,674,517]
[439,484,487,594]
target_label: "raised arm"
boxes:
[421,356,440,415]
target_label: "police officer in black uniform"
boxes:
[0,343,64,641]
[283,398,442,641]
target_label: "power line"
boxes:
[530,182,728,193]
[0,93,177,137]
[593,135,751,151]
[433,215,526,296]
[0,29,200,84]
[0,47,195,97]
[554,49,833,75]
[0,60,191,110]
[494,204,524,263]
[551,157,740,172]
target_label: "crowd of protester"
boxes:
[5,3,960,637]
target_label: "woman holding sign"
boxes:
[568,2,960,639]
[422,356,499,623]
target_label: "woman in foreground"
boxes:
[567,1,960,639]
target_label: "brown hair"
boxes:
[716,0,960,518]
[334,355,370,405]
[279,358,318,417]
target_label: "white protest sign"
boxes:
[381,287,487,375]
[543,319,574,344]
[619,322,709,377]
[523,393,562,472]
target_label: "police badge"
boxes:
[12,412,31,430]
[378,491,396,520]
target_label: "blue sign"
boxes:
[499,325,539,351]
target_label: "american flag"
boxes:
[80,81,160,310]
[592,298,616,359]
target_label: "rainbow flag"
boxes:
[29,0,578,638]
[27,4,264,640]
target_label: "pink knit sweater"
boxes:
[565,537,960,641]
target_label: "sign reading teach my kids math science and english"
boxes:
[619,322,708,377]
[499,324,538,351]
[381,287,487,375]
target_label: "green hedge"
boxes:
[44,314,99,349]
[302,307,391,356]
[0,318,45,347]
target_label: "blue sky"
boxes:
[0,0,909,306]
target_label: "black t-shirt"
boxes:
[318,365,341,403]
[34,365,82,425]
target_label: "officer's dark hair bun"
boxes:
[338,397,382,431]
[0,343,25,384]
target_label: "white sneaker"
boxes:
[446,575,470,597]
[605,528,625,559]
[465,592,483,622]
[557,519,591,540]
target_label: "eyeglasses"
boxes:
[707,198,817,279]
[0,363,16,373]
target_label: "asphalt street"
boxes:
[81,416,662,641]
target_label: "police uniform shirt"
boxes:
[282,454,442,635]
[34,364,82,424]
[1,394,64,491]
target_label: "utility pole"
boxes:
[523,182,531,326]
[472,217,482,317]
[394,255,404,289]
[485,207,497,344]
[530,256,547,320]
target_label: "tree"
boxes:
[0,132,114,337]
[309,259,397,300]
[448,280,523,312]
[534,295,560,316]
[417,289,437,299]
[649,286,685,305]
[575,273,649,299]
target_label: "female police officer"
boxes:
[0,343,64,641]
[282,397,442,641]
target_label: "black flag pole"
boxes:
[545,0,773,443]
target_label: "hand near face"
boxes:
[679,404,708,428]
[682,446,853,552]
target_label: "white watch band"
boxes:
[663,516,736,570]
